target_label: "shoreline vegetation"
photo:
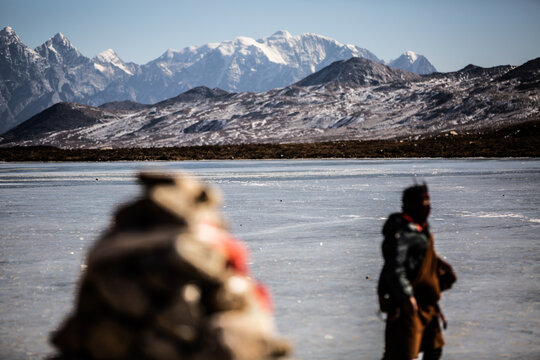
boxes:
[1,121,539,161]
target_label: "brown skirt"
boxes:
[383,304,444,360]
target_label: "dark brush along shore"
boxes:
[1,121,538,162]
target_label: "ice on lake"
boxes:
[1,159,539,360]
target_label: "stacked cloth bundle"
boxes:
[50,172,293,360]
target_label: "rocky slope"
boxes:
[295,57,421,87]
[1,57,537,149]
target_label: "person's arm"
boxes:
[385,230,415,304]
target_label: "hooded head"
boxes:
[402,183,431,224]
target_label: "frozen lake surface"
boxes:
[1,159,539,360]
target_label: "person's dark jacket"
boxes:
[377,213,456,311]
[378,213,431,306]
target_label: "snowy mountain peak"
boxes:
[164,48,176,59]
[1,27,34,56]
[0,26,23,44]
[42,32,77,52]
[270,30,292,39]
[202,34,288,65]
[52,32,67,42]
[49,32,75,50]
[35,32,85,65]
[232,36,259,47]
[95,48,120,63]
[388,51,437,75]
[1,26,16,36]
[94,49,133,75]
[403,50,419,62]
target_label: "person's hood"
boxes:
[382,213,406,238]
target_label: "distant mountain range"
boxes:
[0,27,437,133]
[1,56,538,149]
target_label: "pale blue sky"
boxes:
[1,0,539,72]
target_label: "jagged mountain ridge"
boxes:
[0,27,131,133]
[141,30,382,97]
[0,27,437,133]
[1,56,537,149]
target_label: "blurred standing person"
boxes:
[377,184,456,360]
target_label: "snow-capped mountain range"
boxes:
[1,56,538,149]
[0,26,437,133]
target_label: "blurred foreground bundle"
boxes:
[50,172,292,360]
